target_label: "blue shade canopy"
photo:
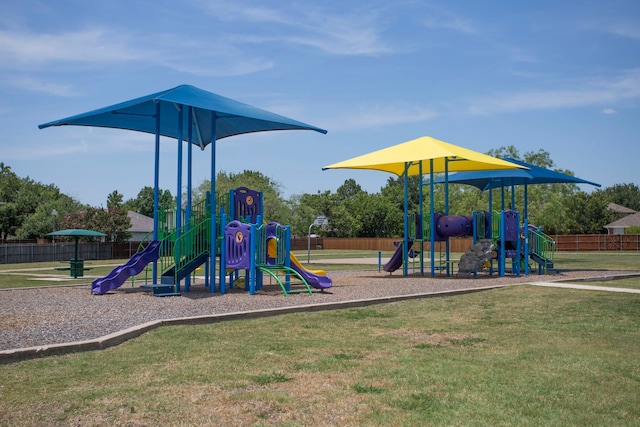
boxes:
[38,84,327,148]
[426,157,600,190]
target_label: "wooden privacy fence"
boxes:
[300,235,640,253]
[0,242,112,264]
[551,234,640,251]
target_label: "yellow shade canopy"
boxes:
[323,136,526,176]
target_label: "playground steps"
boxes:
[159,252,209,295]
[530,253,555,274]
[140,283,182,297]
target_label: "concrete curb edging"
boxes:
[529,281,640,293]
[0,285,506,364]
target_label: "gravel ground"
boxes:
[0,268,635,351]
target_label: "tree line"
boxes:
[2,147,639,242]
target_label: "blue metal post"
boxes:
[499,210,505,277]
[174,104,184,293]
[524,184,529,276]
[210,112,218,293]
[219,213,227,294]
[185,106,193,292]
[488,182,494,276]
[418,161,424,275]
[515,210,521,276]
[445,158,450,276]
[402,162,410,277]
[152,102,160,284]
[430,160,435,277]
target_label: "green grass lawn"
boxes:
[0,260,130,289]
[1,285,638,425]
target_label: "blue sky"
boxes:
[2,0,639,207]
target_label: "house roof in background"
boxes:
[604,212,640,229]
[606,203,637,214]
[127,211,153,232]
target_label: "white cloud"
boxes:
[422,17,478,35]
[8,76,79,97]
[466,69,640,115]
[198,1,393,55]
[0,29,140,66]
[0,25,281,80]
[327,104,438,131]
[601,21,640,40]
[602,108,617,115]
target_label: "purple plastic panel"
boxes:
[503,210,519,241]
[436,214,473,239]
[266,221,279,240]
[234,187,261,222]
[225,220,252,269]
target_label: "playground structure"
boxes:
[323,137,600,279]
[383,209,556,277]
[39,85,328,296]
[92,187,332,296]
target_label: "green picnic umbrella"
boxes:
[46,229,107,278]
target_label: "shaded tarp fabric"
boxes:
[39,84,327,148]
[322,136,526,176]
[427,157,600,190]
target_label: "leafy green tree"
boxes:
[328,202,362,237]
[602,183,640,212]
[484,146,592,234]
[380,175,422,213]
[197,170,292,224]
[124,186,173,217]
[335,178,364,201]
[0,163,22,239]
[626,226,640,234]
[104,190,132,242]
[58,191,132,242]
[16,196,81,239]
[351,192,402,237]
[7,173,83,239]
[563,190,615,234]
[288,190,334,236]
[290,180,404,238]
[59,207,101,236]
[287,193,317,237]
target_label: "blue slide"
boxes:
[91,240,161,295]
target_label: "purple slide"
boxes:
[91,240,161,295]
[288,252,332,289]
[383,240,413,273]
